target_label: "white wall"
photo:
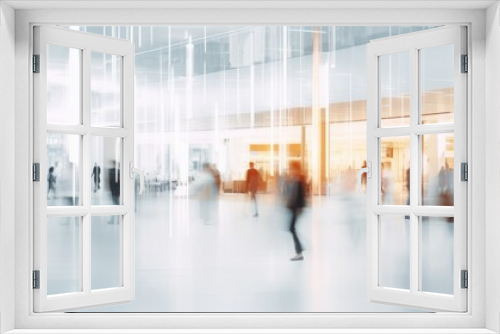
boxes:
[0,2,16,333]
[485,2,500,333]
[12,7,488,331]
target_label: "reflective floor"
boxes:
[49,189,456,313]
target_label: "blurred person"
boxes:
[284,161,307,261]
[107,161,120,224]
[107,160,120,204]
[438,161,454,207]
[361,161,367,192]
[209,164,221,219]
[405,166,410,205]
[381,163,394,204]
[47,166,57,200]
[134,174,140,213]
[191,162,218,224]
[245,162,262,217]
[211,164,221,194]
[405,165,411,220]
[340,166,357,194]
[91,162,101,193]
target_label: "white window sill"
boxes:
[4,329,497,334]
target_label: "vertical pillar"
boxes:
[311,26,327,195]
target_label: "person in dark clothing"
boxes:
[245,162,262,217]
[108,161,120,205]
[47,166,56,199]
[108,161,120,223]
[92,163,101,193]
[285,161,307,261]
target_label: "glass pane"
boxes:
[422,133,454,206]
[420,44,454,125]
[91,52,122,127]
[47,216,81,295]
[380,137,410,205]
[380,51,410,128]
[46,44,81,125]
[379,215,410,290]
[91,215,121,290]
[47,133,81,206]
[421,216,454,295]
[91,137,122,205]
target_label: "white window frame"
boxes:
[32,25,136,312]
[365,26,467,312]
[9,5,493,333]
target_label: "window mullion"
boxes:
[410,46,419,295]
[82,47,92,297]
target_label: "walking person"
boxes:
[47,166,57,200]
[245,162,262,217]
[92,162,101,193]
[192,162,218,224]
[284,161,307,261]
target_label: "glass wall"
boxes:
[48,25,455,312]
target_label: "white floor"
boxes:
[54,189,457,313]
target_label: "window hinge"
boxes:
[33,163,40,182]
[461,162,468,181]
[33,270,40,289]
[461,270,468,289]
[33,54,40,73]
[461,54,468,73]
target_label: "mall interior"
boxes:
[39,25,459,313]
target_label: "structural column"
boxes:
[311,26,327,195]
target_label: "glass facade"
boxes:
[43,25,456,312]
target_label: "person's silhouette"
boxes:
[285,161,307,261]
[47,166,56,199]
[245,162,262,217]
[92,162,101,192]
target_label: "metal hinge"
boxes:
[461,54,468,73]
[33,54,40,73]
[461,163,468,181]
[33,163,40,182]
[33,270,40,289]
[461,270,468,289]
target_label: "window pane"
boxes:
[46,44,81,125]
[380,137,410,205]
[91,137,122,205]
[421,216,454,295]
[91,52,122,127]
[420,44,454,125]
[379,215,410,290]
[422,133,454,206]
[47,133,80,206]
[91,215,121,290]
[380,52,410,128]
[47,216,81,295]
